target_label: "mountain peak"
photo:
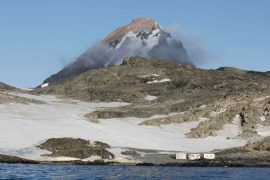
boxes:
[103,17,161,44]
[42,18,192,86]
[130,17,160,31]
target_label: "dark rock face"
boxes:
[43,58,103,86]
[37,138,114,159]
[0,154,38,164]
[94,141,111,149]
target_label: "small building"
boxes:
[175,153,187,160]
[203,153,215,160]
[188,153,201,160]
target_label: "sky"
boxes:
[0,0,270,87]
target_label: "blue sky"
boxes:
[0,0,270,87]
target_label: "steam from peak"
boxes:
[75,31,192,70]
[165,24,212,66]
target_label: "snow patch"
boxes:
[144,95,158,101]
[198,104,207,109]
[216,115,242,139]
[41,156,80,162]
[108,147,140,163]
[256,125,270,137]
[115,32,137,49]
[41,83,49,88]
[115,28,161,50]
[210,108,227,117]
[260,116,266,122]
[82,155,102,162]
[0,93,246,160]
[144,29,160,47]
[141,74,159,78]
[147,78,171,84]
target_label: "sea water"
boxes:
[1,164,270,180]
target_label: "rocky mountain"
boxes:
[2,18,270,165]
[42,18,191,86]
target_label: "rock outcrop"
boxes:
[37,138,114,159]
[0,154,38,164]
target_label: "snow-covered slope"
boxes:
[0,92,246,161]
[103,18,164,50]
[43,18,191,86]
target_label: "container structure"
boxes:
[175,153,187,160]
[188,154,201,160]
[203,153,215,159]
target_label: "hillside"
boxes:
[1,56,270,164]
[34,56,270,140]
[35,56,270,103]
[0,82,15,91]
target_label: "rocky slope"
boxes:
[35,56,270,143]
[42,18,191,86]
[2,56,270,165]
[210,137,270,166]
[0,86,245,164]
[0,82,16,91]
[218,137,270,155]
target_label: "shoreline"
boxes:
[2,154,270,167]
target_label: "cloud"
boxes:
[75,30,193,70]
[165,24,215,66]
[46,24,213,84]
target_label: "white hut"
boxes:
[176,153,187,160]
[188,154,201,160]
[203,153,215,160]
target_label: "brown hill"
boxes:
[34,56,270,140]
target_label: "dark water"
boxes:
[1,164,270,180]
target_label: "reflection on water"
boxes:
[1,164,270,179]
